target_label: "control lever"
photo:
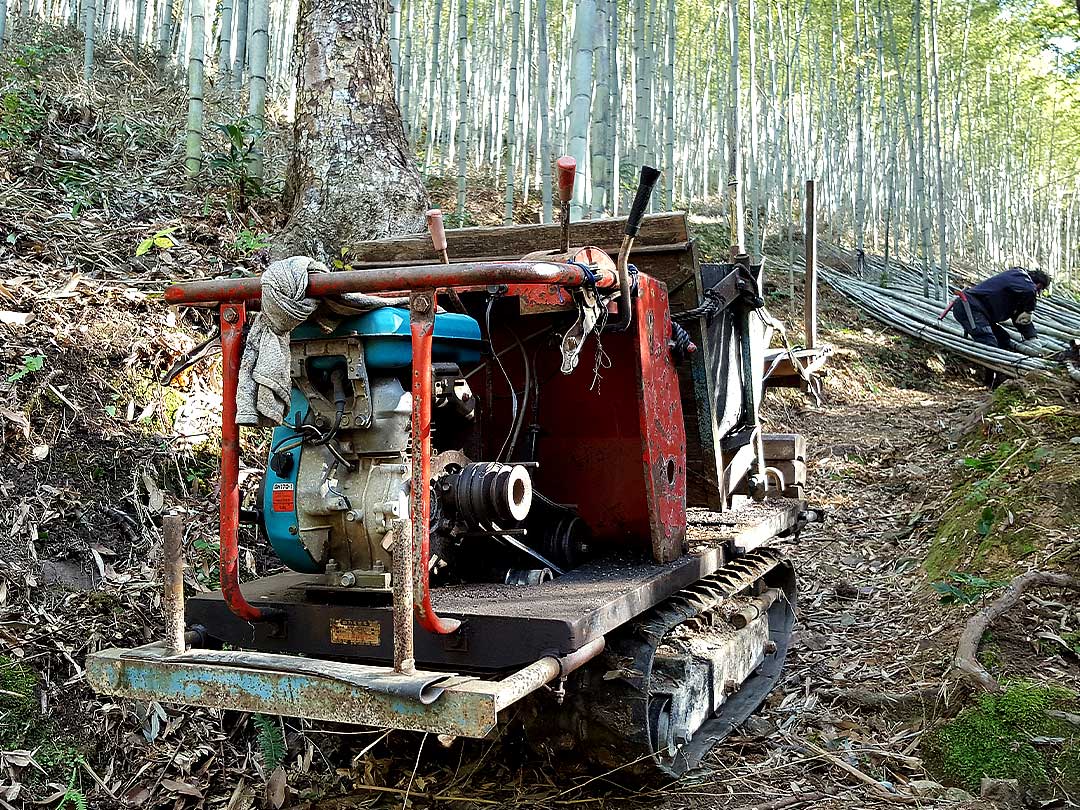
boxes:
[426,208,466,313]
[611,165,661,332]
[556,156,576,253]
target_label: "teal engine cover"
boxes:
[262,309,482,574]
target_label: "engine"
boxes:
[258,306,574,589]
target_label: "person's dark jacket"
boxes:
[964,268,1039,340]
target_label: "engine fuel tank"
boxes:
[291,308,483,368]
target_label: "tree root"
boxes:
[955,570,1080,692]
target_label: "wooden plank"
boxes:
[762,433,806,462]
[346,213,690,265]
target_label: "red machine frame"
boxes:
[167,258,678,675]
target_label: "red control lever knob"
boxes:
[556,156,577,204]
[426,209,447,253]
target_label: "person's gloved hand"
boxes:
[1014,311,1037,341]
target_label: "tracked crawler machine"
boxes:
[88,163,820,775]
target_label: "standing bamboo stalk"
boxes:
[589,0,609,217]
[245,0,268,177]
[503,0,521,223]
[232,0,247,89]
[217,0,233,81]
[537,0,552,222]
[184,0,205,177]
[454,0,468,224]
[567,0,595,218]
[83,0,95,83]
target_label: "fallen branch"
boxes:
[794,736,914,804]
[736,792,827,810]
[955,571,1080,692]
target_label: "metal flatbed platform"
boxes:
[185,499,801,670]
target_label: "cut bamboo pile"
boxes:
[801,249,1080,382]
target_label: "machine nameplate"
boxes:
[272,483,295,512]
[330,618,381,646]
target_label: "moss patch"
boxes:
[924,682,1080,794]
[925,382,1080,581]
[0,656,43,750]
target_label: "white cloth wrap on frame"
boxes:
[235,257,325,426]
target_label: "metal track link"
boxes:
[591,547,795,776]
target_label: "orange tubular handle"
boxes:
[556,156,577,204]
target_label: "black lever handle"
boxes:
[625,165,662,237]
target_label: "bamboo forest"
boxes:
[4,0,1080,292]
[4,0,1080,805]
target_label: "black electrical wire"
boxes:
[485,294,519,463]
[672,288,725,323]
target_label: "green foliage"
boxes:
[208,117,265,210]
[0,87,45,146]
[234,229,270,256]
[924,682,1078,792]
[57,164,105,216]
[136,227,179,257]
[0,656,41,749]
[7,353,45,383]
[930,571,1006,605]
[55,765,87,810]
[12,42,71,78]
[253,714,286,769]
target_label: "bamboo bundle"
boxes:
[805,250,1080,382]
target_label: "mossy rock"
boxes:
[923,682,1080,794]
[0,656,43,750]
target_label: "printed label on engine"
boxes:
[330,618,381,646]
[271,482,295,512]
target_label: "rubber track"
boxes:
[601,547,796,776]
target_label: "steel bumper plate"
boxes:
[86,644,530,738]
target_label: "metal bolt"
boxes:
[326,559,340,572]
[222,307,239,323]
[413,294,432,313]
[288,525,299,535]
[345,510,361,522]
[763,640,778,655]
[340,571,356,587]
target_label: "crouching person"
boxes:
[949,267,1051,389]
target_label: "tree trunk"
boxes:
[589,0,609,217]
[134,0,146,54]
[157,0,173,74]
[454,0,468,224]
[280,0,428,263]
